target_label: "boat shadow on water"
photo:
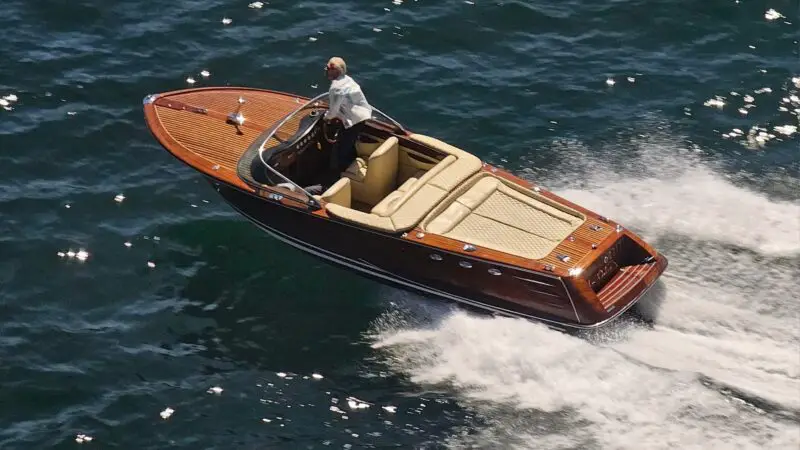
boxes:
[158,218,394,373]
[150,219,500,447]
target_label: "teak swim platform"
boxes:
[143,86,668,330]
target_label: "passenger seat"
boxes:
[341,136,399,206]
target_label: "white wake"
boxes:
[368,137,800,449]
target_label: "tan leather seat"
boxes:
[325,135,484,234]
[370,175,419,216]
[342,136,399,206]
[314,177,351,208]
[420,172,586,260]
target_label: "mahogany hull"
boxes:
[211,179,666,329]
[142,86,668,330]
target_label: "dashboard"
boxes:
[261,110,330,186]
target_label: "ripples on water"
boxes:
[0,0,798,448]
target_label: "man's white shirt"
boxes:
[324,75,373,129]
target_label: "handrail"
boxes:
[371,106,407,134]
[254,91,408,210]
[257,92,329,210]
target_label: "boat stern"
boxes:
[566,230,668,327]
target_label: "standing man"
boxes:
[324,57,373,173]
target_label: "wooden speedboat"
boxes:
[143,86,667,330]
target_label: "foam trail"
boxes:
[372,306,799,449]
[539,137,800,257]
[614,276,799,409]
[369,134,800,449]
[557,168,800,257]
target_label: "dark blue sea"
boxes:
[1,0,798,448]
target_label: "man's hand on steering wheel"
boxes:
[323,117,342,144]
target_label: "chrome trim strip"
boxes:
[513,276,555,287]
[357,258,380,268]
[560,278,582,323]
[524,288,562,298]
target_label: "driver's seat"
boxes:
[341,136,399,206]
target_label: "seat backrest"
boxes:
[317,177,351,208]
[373,155,456,217]
[324,135,484,233]
[356,136,399,205]
[355,139,381,158]
[367,136,399,179]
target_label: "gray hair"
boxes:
[327,57,347,75]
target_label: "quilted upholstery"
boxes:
[421,173,586,260]
[370,176,419,216]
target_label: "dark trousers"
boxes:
[307,121,366,195]
[331,121,366,173]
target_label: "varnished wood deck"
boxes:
[144,87,310,192]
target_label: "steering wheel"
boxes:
[323,119,342,144]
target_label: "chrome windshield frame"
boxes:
[371,106,407,133]
[256,93,328,210]
[254,91,407,209]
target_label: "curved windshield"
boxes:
[258,92,407,179]
[251,91,407,208]
[256,92,406,161]
[369,106,407,133]
[257,92,329,160]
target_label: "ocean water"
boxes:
[0,0,798,448]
